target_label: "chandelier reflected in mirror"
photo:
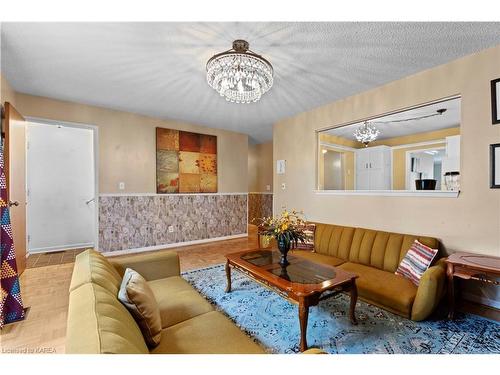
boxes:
[206,40,274,104]
[354,121,380,147]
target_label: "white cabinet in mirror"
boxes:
[317,96,461,197]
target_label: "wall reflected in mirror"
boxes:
[318,97,461,191]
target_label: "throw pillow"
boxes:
[295,223,316,251]
[118,268,162,348]
[395,240,438,286]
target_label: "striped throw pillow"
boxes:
[395,240,438,286]
[294,224,316,251]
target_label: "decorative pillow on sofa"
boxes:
[118,268,162,348]
[294,223,316,251]
[395,240,438,286]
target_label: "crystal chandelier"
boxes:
[354,121,380,147]
[206,40,274,104]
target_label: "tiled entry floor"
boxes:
[26,249,86,269]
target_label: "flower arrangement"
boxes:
[253,210,307,266]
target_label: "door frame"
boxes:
[25,116,99,254]
[405,145,445,190]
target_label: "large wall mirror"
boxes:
[317,96,461,194]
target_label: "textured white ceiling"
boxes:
[1,22,500,143]
[325,97,461,141]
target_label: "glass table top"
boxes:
[241,250,337,284]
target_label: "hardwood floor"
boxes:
[0,226,260,353]
[26,249,85,269]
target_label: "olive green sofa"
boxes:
[291,223,446,321]
[66,249,266,354]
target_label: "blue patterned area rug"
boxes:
[182,264,500,354]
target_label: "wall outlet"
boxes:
[266,184,271,191]
[118,182,125,190]
[168,225,175,233]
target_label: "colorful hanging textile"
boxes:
[0,138,25,328]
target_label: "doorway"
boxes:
[26,119,98,254]
[406,147,445,190]
[323,150,346,190]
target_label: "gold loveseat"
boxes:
[290,223,446,321]
[66,249,265,354]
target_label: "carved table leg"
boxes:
[447,263,455,319]
[298,299,309,352]
[349,280,358,325]
[225,260,232,293]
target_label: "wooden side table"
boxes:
[445,252,500,319]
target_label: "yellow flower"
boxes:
[281,223,288,231]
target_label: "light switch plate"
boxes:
[266,184,271,191]
[281,183,286,190]
[277,160,286,174]
[118,182,125,190]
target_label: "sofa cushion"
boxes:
[148,276,214,328]
[347,228,439,273]
[70,249,123,294]
[118,268,162,348]
[295,223,316,250]
[290,250,346,267]
[338,262,417,317]
[151,311,265,354]
[395,240,438,286]
[313,223,355,260]
[66,283,148,354]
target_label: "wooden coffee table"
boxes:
[225,249,359,352]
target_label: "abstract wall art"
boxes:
[156,128,217,193]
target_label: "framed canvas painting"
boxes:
[491,143,500,188]
[492,78,500,124]
[156,127,217,193]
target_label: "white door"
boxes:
[26,122,96,253]
[369,169,387,190]
[369,149,384,170]
[356,170,370,190]
[356,149,370,171]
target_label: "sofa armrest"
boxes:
[109,250,180,281]
[411,258,446,321]
[302,348,328,354]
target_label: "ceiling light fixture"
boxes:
[353,108,448,147]
[206,40,274,104]
[354,121,380,147]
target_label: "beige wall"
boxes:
[248,141,273,192]
[1,73,17,107]
[14,93,248,193]
[274,45,500,258]
[320,132,360,148]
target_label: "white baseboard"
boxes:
[28,243,94,254]
[461,292,500,310]
[102,233,248,257]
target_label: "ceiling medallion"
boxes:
[206,40,274,104]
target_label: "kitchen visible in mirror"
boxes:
[317,97,461,195]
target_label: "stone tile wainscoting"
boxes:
[99,193,248,254]
[248,193,273,224]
